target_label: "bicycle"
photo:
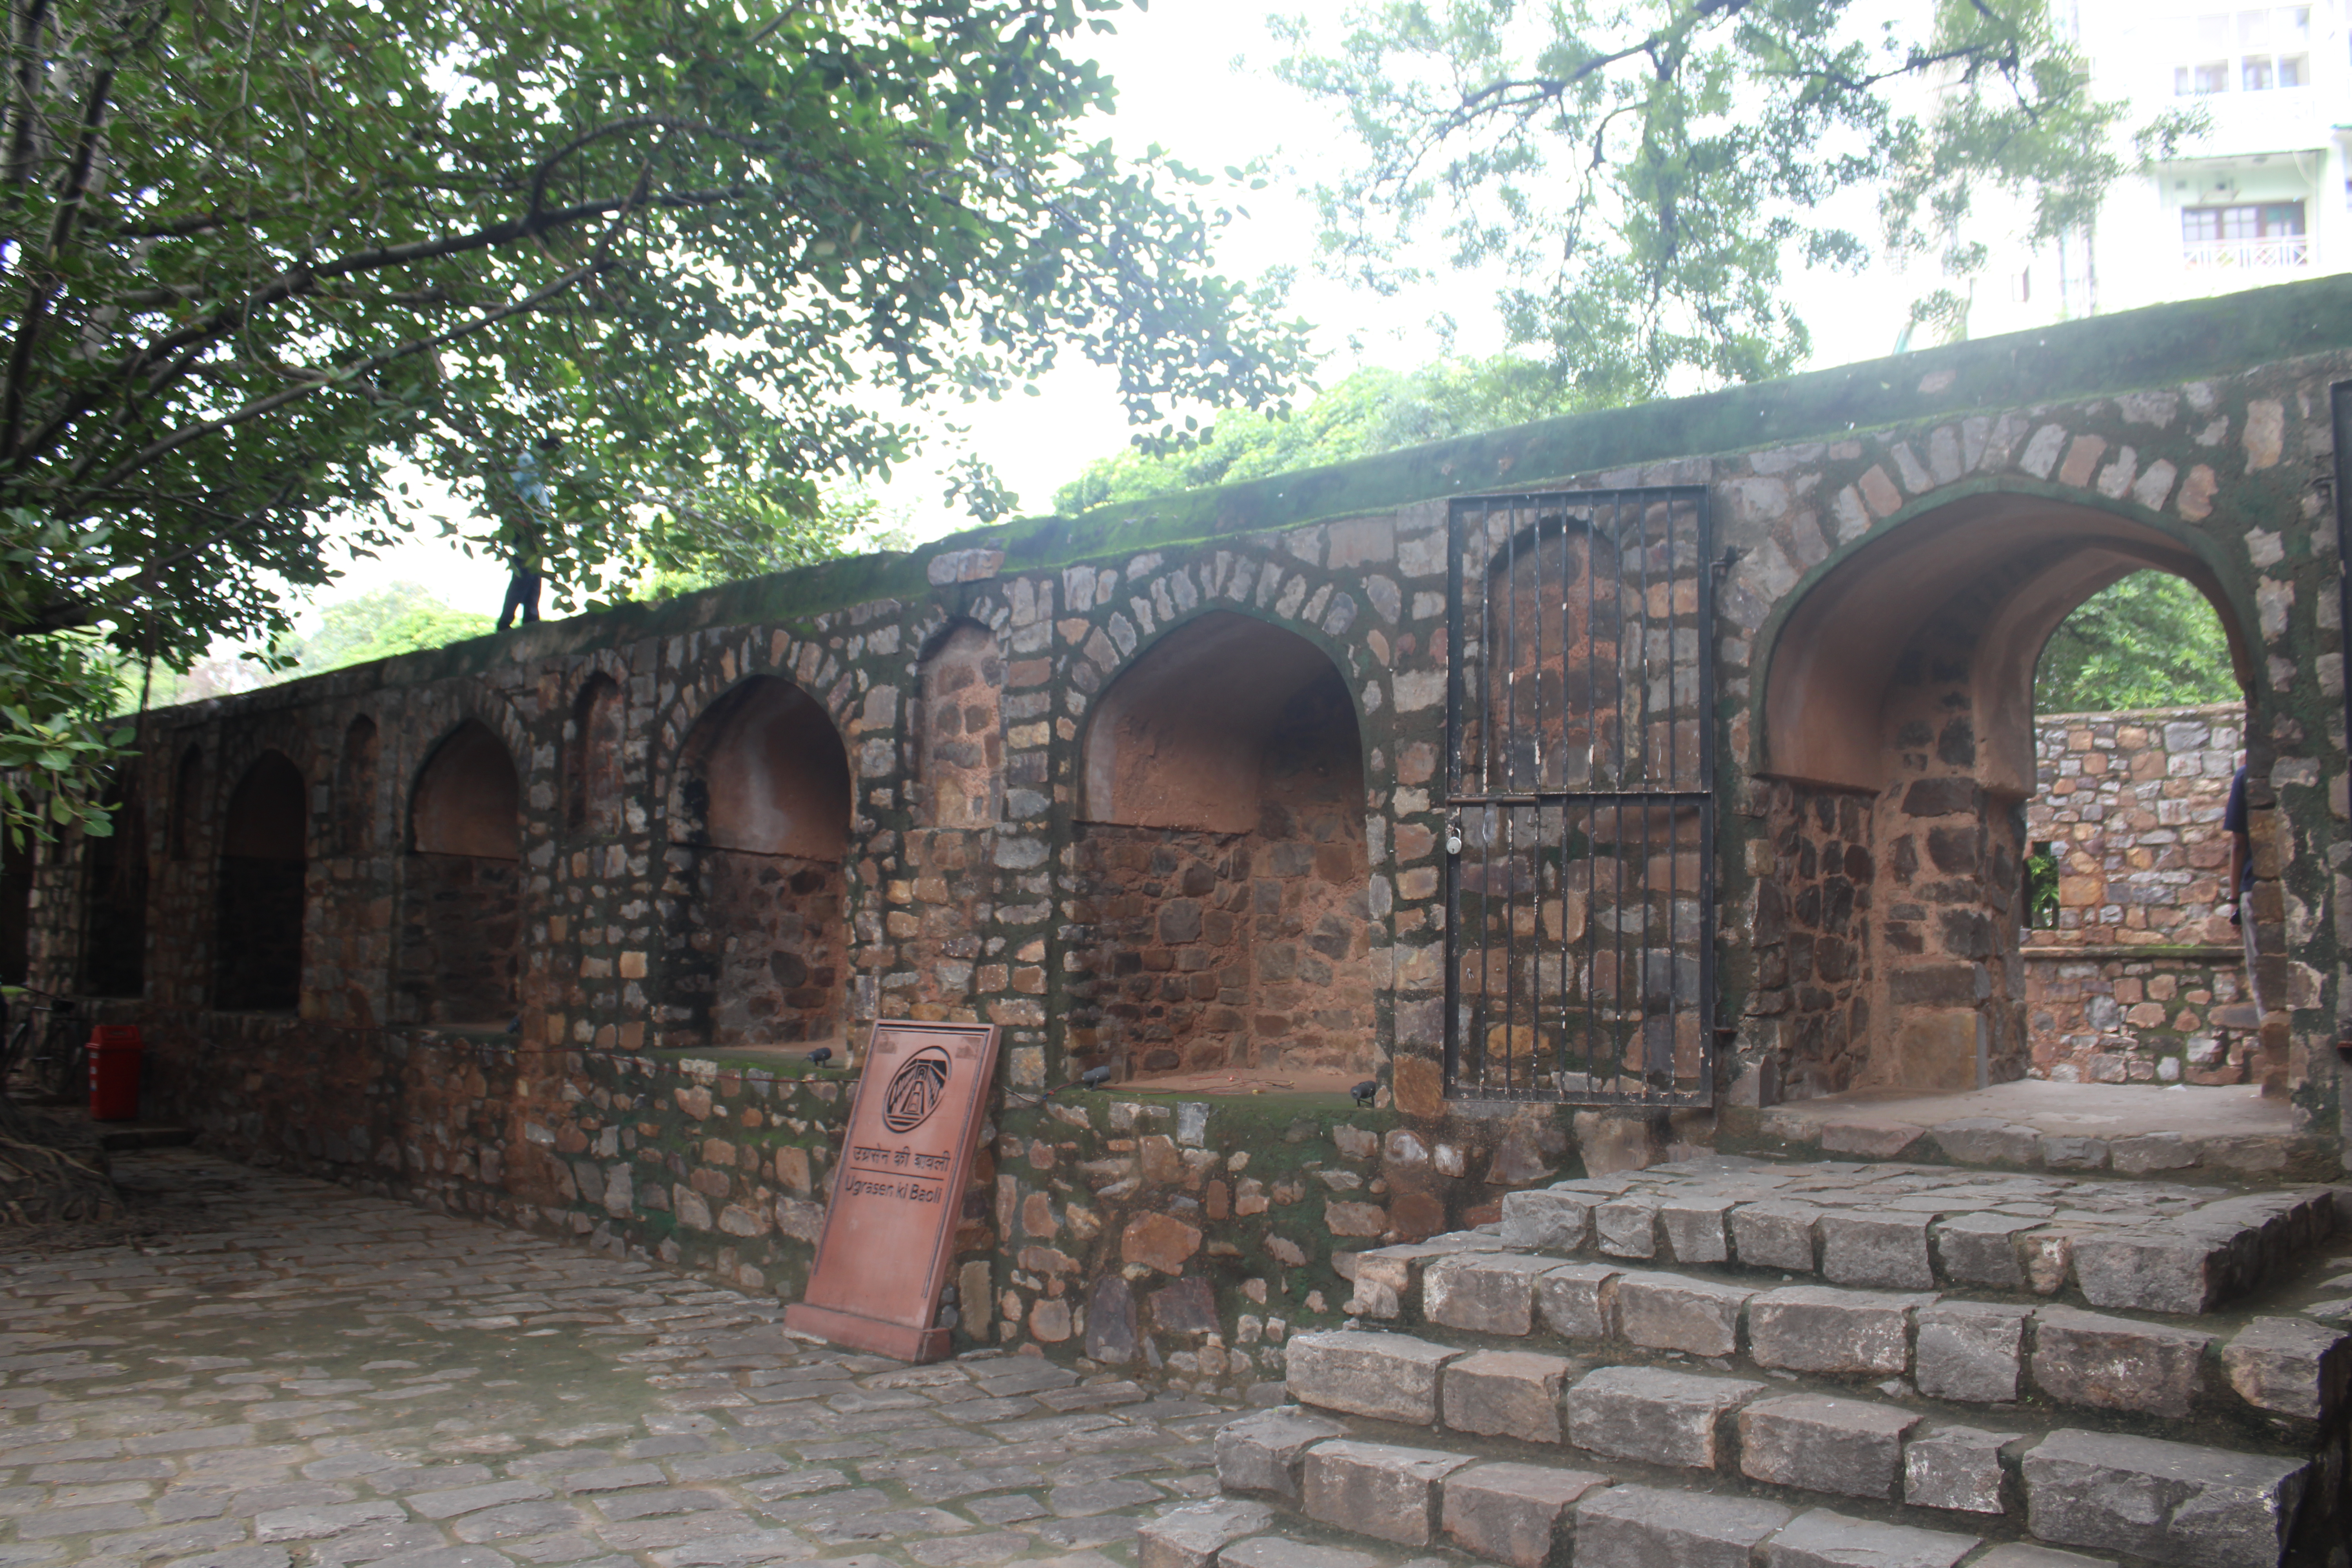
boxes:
[0,987,78,1105]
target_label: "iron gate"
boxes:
[1443,487,1716,1105]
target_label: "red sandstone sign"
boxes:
[784,1018,1000,1362]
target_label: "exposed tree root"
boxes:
[0,1097,121,1227]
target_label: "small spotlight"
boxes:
[1350,1080,1378,1107]
[1080,1065,1113,1089]
[806,1046,834,1066]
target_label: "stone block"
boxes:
[1423,1253,1553,1337]
[1902,1424,2019,1514]
[1301,1439,1471,1548]
[1759,1508,1979,1568]
[1596,1196,1662,1258]
[2038,1134,2110,1171]
[1139,1499,1275,1568]
[1534,1263,1619,1340]
[1440,1350,1575,1445]
[1737,1394,1918,1501]
[2110,1132,2200,1174]
[1913,1301,2029,1404]
[1440,1462,1608,1568]
[1498,1189,1592,1251]
[2071,1229,2231,1314]
[2030,1308,2214,1419]
[1817,1119,1926,1158]
[1927,1118,2038,1166]
[2221,1316,2350,1422]
[1818,1210,1934,1289]
[1612,1271,1752,1357]
[1971,1548,2118,1568]
[2022,1428,2308,1568]
[1660,1197,1734,1263]
[1219,1537,1377,1568]
[1286,1332,1457,1425]
[1731,1202,1820,1272]
[1214,1408,1345,1501]
[1346,1245,1445,1320]
[1564,1366,1762,1470]
[1747,1286,1919,1375]
[1573,1485,1792,1568]
[1929,1213,2041,1291]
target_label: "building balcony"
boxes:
[2182,236,2312,270]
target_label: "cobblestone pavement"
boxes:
[0,1150,1245,1568]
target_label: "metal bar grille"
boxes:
[1443,488,1715,1106]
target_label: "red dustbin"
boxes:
[87,1025,142,1121]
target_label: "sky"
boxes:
[301,0,1942,634]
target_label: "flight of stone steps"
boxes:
[1155,1155,2352,1568]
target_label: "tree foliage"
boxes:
[0,0,1311,842]
[2034,570,2239,716]
[1274,0,2195,400]
[292,583,495,674]
[1055,353,1594,511]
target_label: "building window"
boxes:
[2174,5,2310,91]
[2182,201,2310,267]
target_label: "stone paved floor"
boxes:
[0,1150,1241,1568]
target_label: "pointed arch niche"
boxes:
[670,676,851,1048]
[1755,491,2261,1098]
[214,753,305,1011]
[1073,611,1372,1086]
[396,720,521,1027]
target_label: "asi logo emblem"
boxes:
[882,1045,954,1133]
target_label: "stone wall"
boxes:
[2022,701,2257,1083]
[18,278,2352,1377]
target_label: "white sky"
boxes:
[302,0,1940,632]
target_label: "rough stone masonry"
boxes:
[15,272,2352,1385]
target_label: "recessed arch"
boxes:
[566,674,625,839]
[1761,489,2256,795]
[411,720,521,859]
[396,720,521,1027]
[666,674,852,1048]
[336,715,379,856]
[1083,610,1365,834]
[674,675,850,860]
[214,751,305,1011]
[1073,610,1373,1085]
[1749,488,2263,1100]
[916,619,1002,831]
[83,773,147,998]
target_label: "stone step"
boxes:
[1343,1248,2350,1433]
[1276,1332,2329,1564]
[1201,1396,2318,1568]
[1345,1157,2348,1316]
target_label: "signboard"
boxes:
[784,1018,1000,1362]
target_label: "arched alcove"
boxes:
[84,778,147,998]
[566,675,625,838]
[1074,611,1372,1085]
[670,677,851,1048]
[397,720,521,1027]
[0,831,31,987]
[917,621,1002,830]
[1754,493,2261,1099]
[215,753,305,1011]
[169,744,201,860]
[336,716,379,856]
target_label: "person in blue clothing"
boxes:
[2223,759,2265,1013]
[496,435,559,630]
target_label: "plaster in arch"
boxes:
[1073,610,1373,1085]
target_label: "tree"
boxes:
[292,583,495,674]
[1274,0,2195,402]
[0,0,1312,843]
[2034,571,2239,715]
[1056,353,1594,511]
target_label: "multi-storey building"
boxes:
[1962,0,2350,336]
